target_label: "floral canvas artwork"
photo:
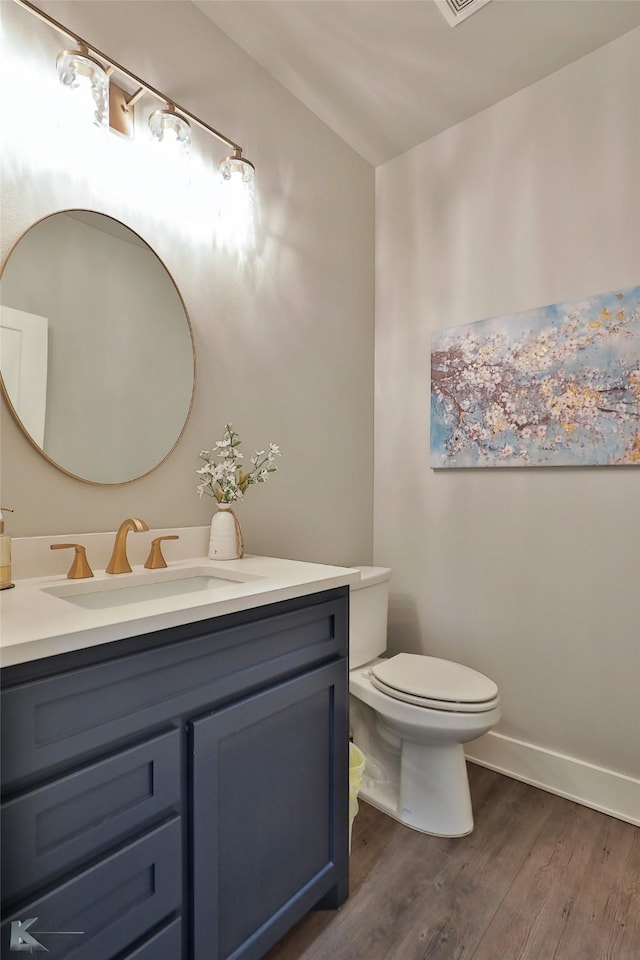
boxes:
[430,285,640,467]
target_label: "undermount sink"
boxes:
[42,566,264,610]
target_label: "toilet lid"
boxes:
[370,654,499,713]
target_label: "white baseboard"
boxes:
[465,731,640,827]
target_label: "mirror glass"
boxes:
[0,210,195,484]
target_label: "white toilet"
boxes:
[349,566,500,837]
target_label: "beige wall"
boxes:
[0,1,374,566]
[375,28,640,796]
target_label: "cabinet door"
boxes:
[189,660,348,960]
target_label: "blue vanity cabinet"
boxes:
[0,587,349,960]
[191,659,348,960]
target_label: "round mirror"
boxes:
[0,210,195,484]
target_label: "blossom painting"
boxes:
[430,285,640,467]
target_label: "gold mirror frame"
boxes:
[0,210,196,485]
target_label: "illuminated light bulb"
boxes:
[148,104,191,158]
[56,43,108,130]
[216,148,256,252]
[218,146,255,185]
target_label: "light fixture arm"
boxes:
[124,87,145,110]
[13,0,243,154]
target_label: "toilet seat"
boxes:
[370,654,499,714]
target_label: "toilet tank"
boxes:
[349,566,391,668]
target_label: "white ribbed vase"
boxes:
[207,503,244,560]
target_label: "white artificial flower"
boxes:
[196,424,281,503]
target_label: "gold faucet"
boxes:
[105,518,149,574]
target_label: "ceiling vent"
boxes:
[434,0,493,28]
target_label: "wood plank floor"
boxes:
[265,764,640,960]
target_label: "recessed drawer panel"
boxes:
[1,594,347,788]
[1,729,180,904]
[0,817,181,960]
[122,918,182,959]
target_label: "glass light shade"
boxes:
[219,151,255,185]
[56,46,109,130]
[148,106,191,157]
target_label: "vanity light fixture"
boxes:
[15,0,255,183]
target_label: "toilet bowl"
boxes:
[349,567,500,837]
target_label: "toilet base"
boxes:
[359,786,473,838]
[360,740,473,837]
[400,740,473,836]
[355,734,475,837]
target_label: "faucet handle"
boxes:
[144,535,179,570]
[50,543,94,579]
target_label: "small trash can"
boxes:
[348,742,366,852]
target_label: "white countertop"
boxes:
[0,552,360,667]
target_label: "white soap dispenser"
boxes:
[0,507,14,590]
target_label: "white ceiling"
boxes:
[194,0,640,166]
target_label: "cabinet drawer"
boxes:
[2,593,347,788]
[122,918,182,959]
[1,729,180,904]
[0,817,181,960]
